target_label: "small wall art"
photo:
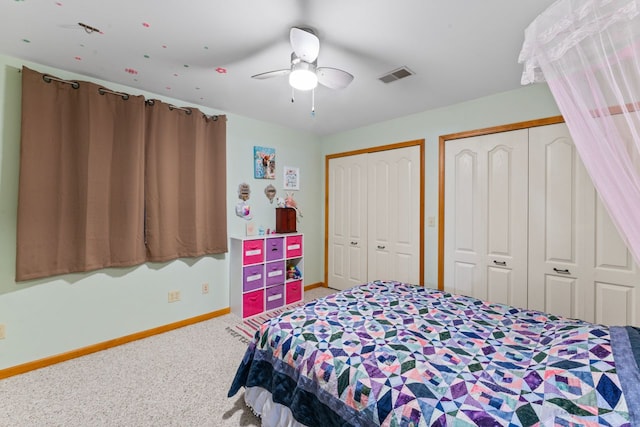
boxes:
[264,184,277,203]
[254,146,276,179]
[283,166,300,190]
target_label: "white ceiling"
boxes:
[0,0,555,136]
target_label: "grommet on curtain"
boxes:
[42,74,80,89]
[168,104,192,115]
[98,87,130,100]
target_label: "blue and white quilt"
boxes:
[228,280,640,426]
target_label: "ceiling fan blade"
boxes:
[317,67,354,89]
[290,27,319,63]
[251,69,290,80]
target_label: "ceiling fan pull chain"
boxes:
[291,87,295,103]
[311,88,315,117]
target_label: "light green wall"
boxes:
[0,55,320,369]
[319,84,561,288]
[0,51,561,370]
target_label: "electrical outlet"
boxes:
[0,324,5,339]
[168,291,181,303]
[202,283,209,294]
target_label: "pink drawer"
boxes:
[265,261,285,287]
[243,289,264,318]
[242,264,264,292]
[243,239,264,265]
[286,280,303,305]
[265,284,285,311]
[285,235,302,258]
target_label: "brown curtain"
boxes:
[16,67,146,281]
[144,100,227,262]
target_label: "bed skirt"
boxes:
[244,386,308,427]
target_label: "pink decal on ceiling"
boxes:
[74,56,82,61]
[142,22,150,28]
[125,68,138,75]
[216,67,227,74]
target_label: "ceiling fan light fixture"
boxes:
[289,61,318,91]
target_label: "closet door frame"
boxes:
[437,116,565,291]
[325,139,425,287]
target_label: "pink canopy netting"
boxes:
[519,0,640,265]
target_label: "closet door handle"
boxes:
[553,268,571,275]
[493,260,506,266]
[350,241,358,246]
[377,245,386,249]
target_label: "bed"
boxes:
[228,280,640,426]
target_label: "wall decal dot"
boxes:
[144,54,150,58]
[142,22,150,28]
[195,87,200,90]
[216,67,227,74]
[203,46,209,50]
[22,39,31,43]
[183,64,189,68]
[124,68,138,75]
[55,1,62,5]
[74,56,82,61]
[162,45,167,49]
[165,86,171,90]
[173,73,178,77]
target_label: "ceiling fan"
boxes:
[251,27,354,113]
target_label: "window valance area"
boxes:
[16,67,227,281]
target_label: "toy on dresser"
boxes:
[287,263,301,280]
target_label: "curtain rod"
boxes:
[98,87,130,100]
[39,75,221,120]
[168,104,192,115]
[146,99,220,120]
[42,74,79,89]
[42,74,130,101]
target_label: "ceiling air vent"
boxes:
[378,66,414,83]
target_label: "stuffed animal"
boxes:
[284,192,303,218]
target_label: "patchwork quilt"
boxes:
[228,281,640,426]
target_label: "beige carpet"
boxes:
[0,286,335,427]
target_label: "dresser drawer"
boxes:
[286,280,303,305]
[243,239,264,265]
[265,284,285,311]
[242,264,264,292]
[265,261,285,287]
[265,237,284,261]
[285,235,303,258]
[242,289,264,318]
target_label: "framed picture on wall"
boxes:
[283,166,300,190]
[254,146,276,179]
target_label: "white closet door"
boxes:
[529,122,640,326]
[444,130,528,306]
[328,154,368,291]
[591,193,640,326]
[528,123,590,320]
[587,115,640,326]
[367,146,421,284]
